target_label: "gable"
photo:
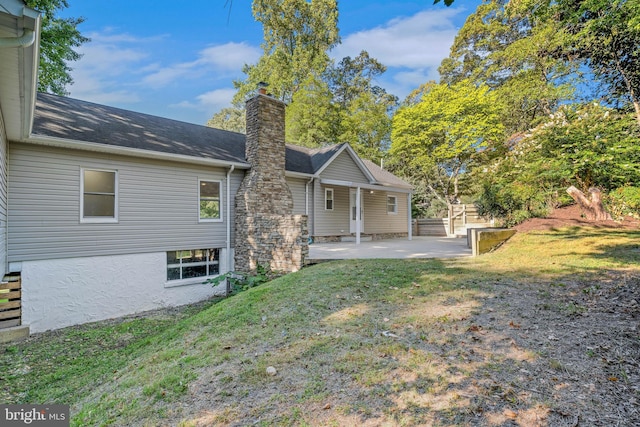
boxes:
[319,150,371,183]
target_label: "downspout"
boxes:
[408,192,413,241]
[305,177,314,215]
[225,165,235,295]
[356,186,361,245]
[0,29,36,48]
[305,177,314,241]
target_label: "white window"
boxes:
[387,195,398,214]
[167,248,220,281]
[325,188,334,211]
[81,169,117,222]
[199,180,222,221]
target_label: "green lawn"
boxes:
[1,227,638,426]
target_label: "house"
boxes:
[0,0,412,334]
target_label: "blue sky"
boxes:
[60,1,482,125]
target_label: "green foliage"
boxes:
[226,2,394,162]
[554,0,640,122]
[26,0,89,95]
[199,201,220,219]
[233,0,339,105]
[439,0,577,135]
[475,181,549,227]
[390,80,505,207]
[606,186,640,219]
[524,103,640,191]
[206,107,245,133]
[285,73,337,147]
[477,103,640,224]
[205,264,277,293]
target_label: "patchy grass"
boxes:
[1,227,639,426]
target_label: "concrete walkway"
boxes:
[308,236,471,261]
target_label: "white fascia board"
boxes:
[24,135,251,169]
[285,170,315,179]
[319,178,412,194]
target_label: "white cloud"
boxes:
[197,42,261,72]
[142,42,260,88]
[172,88,236,112]
[332,7,466,100]
[333,8,461,69]
[68,30,159,103]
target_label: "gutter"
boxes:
[0,29,36,48]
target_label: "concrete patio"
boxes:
[307,236,472,261]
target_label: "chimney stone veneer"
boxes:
[234,94,308,273]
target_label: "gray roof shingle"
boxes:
[31,93,410,189]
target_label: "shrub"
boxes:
[606,187,640,220]
[475,181,552,227]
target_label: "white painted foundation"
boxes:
[21,250,230,333]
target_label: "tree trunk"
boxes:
[566,186,612,220]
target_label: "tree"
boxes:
[285,73,337,147]
[26,0,89,95]
[554,0,640,124]
[206,107,246,133]
[233,0,339,105]
[476,103,640,224]
[390,80,504,208]
[328,51,398,162]
[439,0,577,135]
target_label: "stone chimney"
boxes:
[234,93,308,273]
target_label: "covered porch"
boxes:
[316,178,413,245]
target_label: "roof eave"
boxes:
[319,178,413,194]
[23,134,251,169]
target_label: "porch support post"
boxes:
[356,186,361,245]
[408,192,412,241]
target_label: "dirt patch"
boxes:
[459,270,640,426]
[515,204,640,232]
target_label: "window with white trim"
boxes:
[199,180,222,221]
[81,169,117,222]
[167,248,220,281]
[387,195,398,214]
[325,188,334,210]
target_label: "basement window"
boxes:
[167,248,220,281]
[199,180,222,221]
[387,195,398,214]
[325,188,334,210]
[81,169,118,222]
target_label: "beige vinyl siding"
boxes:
[8,142,243,262]
[313,182,350,236]
[319,151,370,183]
[286,177,307,215]
[0,117,6,276]
[363,191,408,234]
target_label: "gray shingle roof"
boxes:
[33,92,248,164]
[31,93,411,189]
[362,159,413,189]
